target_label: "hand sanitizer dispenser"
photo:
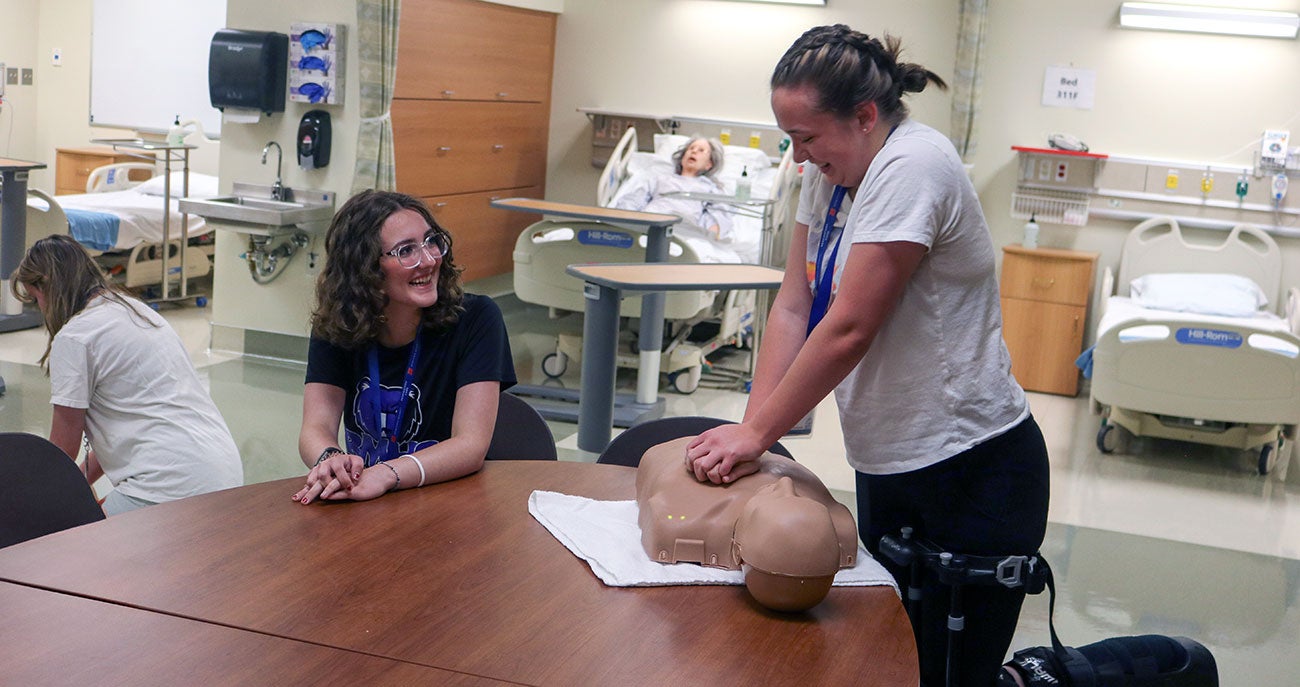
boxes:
[297,110,331,169]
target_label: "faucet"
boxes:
[261,141,284,201]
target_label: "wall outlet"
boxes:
[5,68,16,86]
[20,68,32,86]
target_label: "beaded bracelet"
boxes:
[380,461,401,491]
[402,454,426,488]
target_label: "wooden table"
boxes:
[1,582,506,685]
[0,461,917,685]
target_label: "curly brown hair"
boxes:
[310,190,464,349]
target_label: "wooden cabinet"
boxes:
[394,0,556,282]
[55,147,153,195]
[1000,245,1098,396]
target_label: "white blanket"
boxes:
[528,490,898,593]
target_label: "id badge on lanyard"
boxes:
[366,337,422,466]
[807,185,848,337]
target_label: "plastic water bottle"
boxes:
[1022,214,1040,249]
[736,166,752,201]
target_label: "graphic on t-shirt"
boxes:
[347,376,438,464]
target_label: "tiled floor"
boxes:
[1,292,1296,685]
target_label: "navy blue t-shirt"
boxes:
[305,293,517,465]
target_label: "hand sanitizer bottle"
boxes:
[736,166,752,201]
[167,115,186,147]
[1022,214,1040,249]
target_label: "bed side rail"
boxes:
[86,163,157,193]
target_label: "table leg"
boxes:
[636,225,671,405]
[578,282,622,453]
[0,170,41,333]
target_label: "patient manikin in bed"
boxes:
[635,436,857,611]
[611,136,739,263]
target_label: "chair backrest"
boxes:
[486,392,558,461]
[596,416,795,468]
[0,432,105,549]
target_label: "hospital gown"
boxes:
[611,172,740,263]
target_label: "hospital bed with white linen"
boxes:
[28,167,219,297]
[1089,217,1300,478]
[512,126,798,393]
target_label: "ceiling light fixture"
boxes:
[1119,2,1300,39]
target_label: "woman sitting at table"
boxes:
[611,136,739,262]
[295,190,517,504]
[12,235,243,516]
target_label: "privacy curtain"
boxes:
[352,0,400,193]
[950,0,988,161]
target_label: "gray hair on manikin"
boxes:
[672,136,724,178]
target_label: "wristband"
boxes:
[380,461,401,491]
[403,454,426,488]
[315,446,343,466]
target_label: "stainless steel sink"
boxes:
[180,182,336,234]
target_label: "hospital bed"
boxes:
[27,166,219,299]
[512,126,798,393]
[1089,217,1300,478]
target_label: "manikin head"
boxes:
[732,476,842,611]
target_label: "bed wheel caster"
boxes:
[1097,422,1118,454]
[670,366,701,395]
[541,352,568,379]
[1258,442,1274,476]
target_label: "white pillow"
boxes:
[719,145,773,178]
[1129,272,1269,317]
[136,172,221,199]
[652,133,692,159]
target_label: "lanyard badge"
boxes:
[365,337,422,466]
[807,185,848,336]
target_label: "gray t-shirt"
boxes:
[796,119,1027,474]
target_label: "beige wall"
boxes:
[545,0,958,206]
[0,0,40,164]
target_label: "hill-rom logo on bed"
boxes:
[1176,328,1243,348]
[578,229,634,249]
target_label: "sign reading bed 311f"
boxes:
[1042,67,1095,110]
[1176,327,1242,349]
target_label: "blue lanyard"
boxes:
[367,336,422,466]
[808,185,848,336]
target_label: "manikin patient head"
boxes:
[672,136,724,178]
[635,437,857,612]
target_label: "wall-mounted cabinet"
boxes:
[393,0,556,282]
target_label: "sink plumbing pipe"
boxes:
[244,231,309,284]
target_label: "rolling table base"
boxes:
[509,383,665,429]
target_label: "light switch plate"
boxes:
[52,48,63,66]
[21,68,33,85]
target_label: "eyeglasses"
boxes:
[384,232,449,269]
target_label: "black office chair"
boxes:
[596,416,795,468]
[0,432,105,549]
[486,391,558,461]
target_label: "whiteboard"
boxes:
[90,0,228,135]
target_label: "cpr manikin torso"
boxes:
[635,437,858,611]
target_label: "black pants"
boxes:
[856,415,1050,687]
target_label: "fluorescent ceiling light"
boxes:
[741,0,826,5]
[1119,2,1300,38]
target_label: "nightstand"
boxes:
[1000,245,1099,396]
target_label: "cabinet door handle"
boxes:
[433,202,447,208]
[441,89,455,96]
[437,146,452,153]
[1073,315,1079,335]
[492,144,505,152]
[1031,277,1056,289]
[496,92,508,98]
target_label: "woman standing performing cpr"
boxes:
[685,25,1050,686]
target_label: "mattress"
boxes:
[53,189,208,251]
[1099,296,1296,356]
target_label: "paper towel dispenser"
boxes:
[209,29,289,116]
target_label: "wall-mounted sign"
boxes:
[1042,66,1096,110]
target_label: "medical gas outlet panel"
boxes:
[1013,144,1300,233]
